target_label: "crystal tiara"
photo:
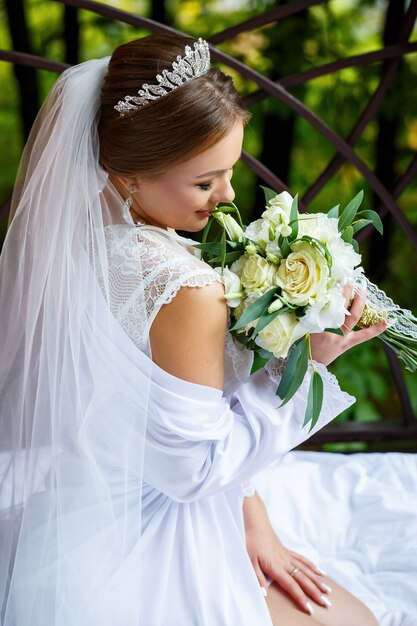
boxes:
[114,38,211,116]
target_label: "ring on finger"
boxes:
[289,566,300,577]
[342,323,352,335]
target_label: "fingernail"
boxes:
[306,601,315,615]
[321,594,332,607]
[320,582,333,593]
[316,567,326,575]
[261,587,268,597]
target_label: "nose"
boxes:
[213,175,235,204]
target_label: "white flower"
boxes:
[262,191,294,238]
[328,238,362,282]
[297,213,362,282]
[299,287,348,333]
[277,240,329,307]
[214,266,243,308]
[213,213,244,242]
[255,312,301,359]
[245,219,271,251]
[241,254,279,293]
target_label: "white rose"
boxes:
[262,191,293,237]
[241,254,279,293]
[277,240,329,306]
[255,312,300,359]
[299,287,348,333]
[214,267,243,308]
[297,213,362,282]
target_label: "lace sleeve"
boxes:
[105,225,221,353]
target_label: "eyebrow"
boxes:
[195,168,230,179]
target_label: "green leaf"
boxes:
[338,190,364,232]
[260,185,278,205]
[220,230,226,269]
[352,219,373,234]
[327,204,340,219]
[276,336,309,406]
[230,287,278,331]
[250,352,272,375]
[194,242,222,256]
[304,370,324,431]
[279,236,291,257]
[357,209,383,235]
[324,327,344,336]
[288,194,299,242]
[253,308,283,336]
[208,251,243,265]
[351,238,359,253]
[341,225,354,243]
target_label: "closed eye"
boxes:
[198,182,213,191]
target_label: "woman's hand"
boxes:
[243,493,332,614]
[310,283,387,367]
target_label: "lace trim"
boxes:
[359,275,417,337]
[225,333,253,384]
[104,225,221,353]
[265,357,355,428]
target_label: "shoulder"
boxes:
[150,281,227,390]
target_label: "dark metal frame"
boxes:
[1,0,416,448]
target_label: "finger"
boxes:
[289,569,332,609]
[273,572,317,615]
[346,320,387,347]
[252,562,268,594]
[288,552,323,575]
[346,285,368,326]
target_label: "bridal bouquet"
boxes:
[197,188,417,430]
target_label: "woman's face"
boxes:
[129,120,244,232]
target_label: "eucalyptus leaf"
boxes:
[352,219,373,234]
[341,225,354,243]
[324,327,344,336]
[261,185,278,205]
[338,190,364,232]
[276,336,309,406]
[230,287,278,331]
[327,204,340,219]
[357,209,383,235]
[304,370,324,431]
[288,194,299,242]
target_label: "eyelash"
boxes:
[198,183,213,191]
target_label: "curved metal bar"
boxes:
[302,1,417,204]
[244,42,417,107]
[0,49,69,72]
[8,0,415,250]
[240,150,297,204]
[208,0,323,45]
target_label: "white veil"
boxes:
[0,58,152,624]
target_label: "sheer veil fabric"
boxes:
[0,58,153,624]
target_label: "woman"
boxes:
[0,34,385,625]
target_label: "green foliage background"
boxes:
[1,0,416,449]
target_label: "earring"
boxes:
[122,184,137,224]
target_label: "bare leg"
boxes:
[266,576,378,626]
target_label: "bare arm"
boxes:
[149,281,227,390]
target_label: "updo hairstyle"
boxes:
[98,34,250,178]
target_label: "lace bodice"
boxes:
[105,224,221,356]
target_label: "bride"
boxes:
[0,34,385,625]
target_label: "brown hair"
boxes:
[98,34,250,177]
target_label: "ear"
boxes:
[115,175,141,191]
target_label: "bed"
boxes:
[255,450,417,625]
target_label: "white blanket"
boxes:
[255,451,417,626]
